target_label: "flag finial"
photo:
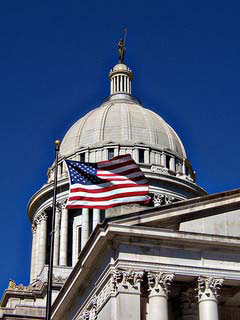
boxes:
[55,140,61,151]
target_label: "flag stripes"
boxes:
[65,154,149,209]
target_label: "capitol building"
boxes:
[1,54,240,320]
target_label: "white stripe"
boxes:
[67,195,148,207]
[69,186,148,198]
[98,163,138,174]
[98,155,132,168]
[97,171,143,180]
[70,179,148,190]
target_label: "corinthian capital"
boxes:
[39,211,47,222]
[56,199,67,211]
[147,271,174,297]
[197,276,224,302]
[111,268,143,292]
[32,224,37,234]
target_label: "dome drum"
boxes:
[48,144,195,184]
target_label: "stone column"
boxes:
[93,208,100,230]
[53,205,61,266]
[38,212,48,275]
[81,208,89,250]
[59,205,68,266]
[30,224,37,282]
[197,276,223,320]
[34,217,41,277]
[169,157,175,171]
[161,153,166,167]
[147,272,174,320]
[182,159,186,175]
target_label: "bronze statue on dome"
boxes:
[118,28,127,63]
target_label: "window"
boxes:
[138,149,145,163]
[80,153,85,162]
[108,148,114,160]
[166,155,171,169]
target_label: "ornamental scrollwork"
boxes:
[52,275,66,284]
[32,224,37,234]
[56,199,67,211]
[8,279,43,292]
[112,268,144,291]
[147,271,174,297]
[93,268,144,314]
[153,193,175,207]
[34,211,47,225]
[196,276,224,302]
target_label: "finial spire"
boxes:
[118,28,127,63]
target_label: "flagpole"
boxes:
[46,140,61,320]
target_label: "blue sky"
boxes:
[0,0,240,297]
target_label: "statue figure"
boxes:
[118,38,125,63]
[8,279,16,289]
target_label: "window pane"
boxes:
[138,149,145,163]
[80,153,85,162]
[166,155,171,169]
[108,148,114,160]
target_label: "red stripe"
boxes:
[66,198,150,210]
[70,183,148,194]
[69,191,147,202]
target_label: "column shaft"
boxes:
[161,153,166,167]
[38,214,47,274]
[147,272,174,320]
[199,300,219,320]
[182,159,186,175]
[93,208,100,229]
[169,157,175,171]
[30,225,37,282]
[34,221,41,277]
[148,294,168,320]
[59,208,68,266]
[81,208,89,250]
[53,208,60,266]
[116,75,119,92]
[197,276,223,320]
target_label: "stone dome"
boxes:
[60,95,186,159]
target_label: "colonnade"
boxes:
[81,270,224,320]
[30,204,101,282]
[145,273,223,320]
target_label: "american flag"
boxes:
[65,154,149,209]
